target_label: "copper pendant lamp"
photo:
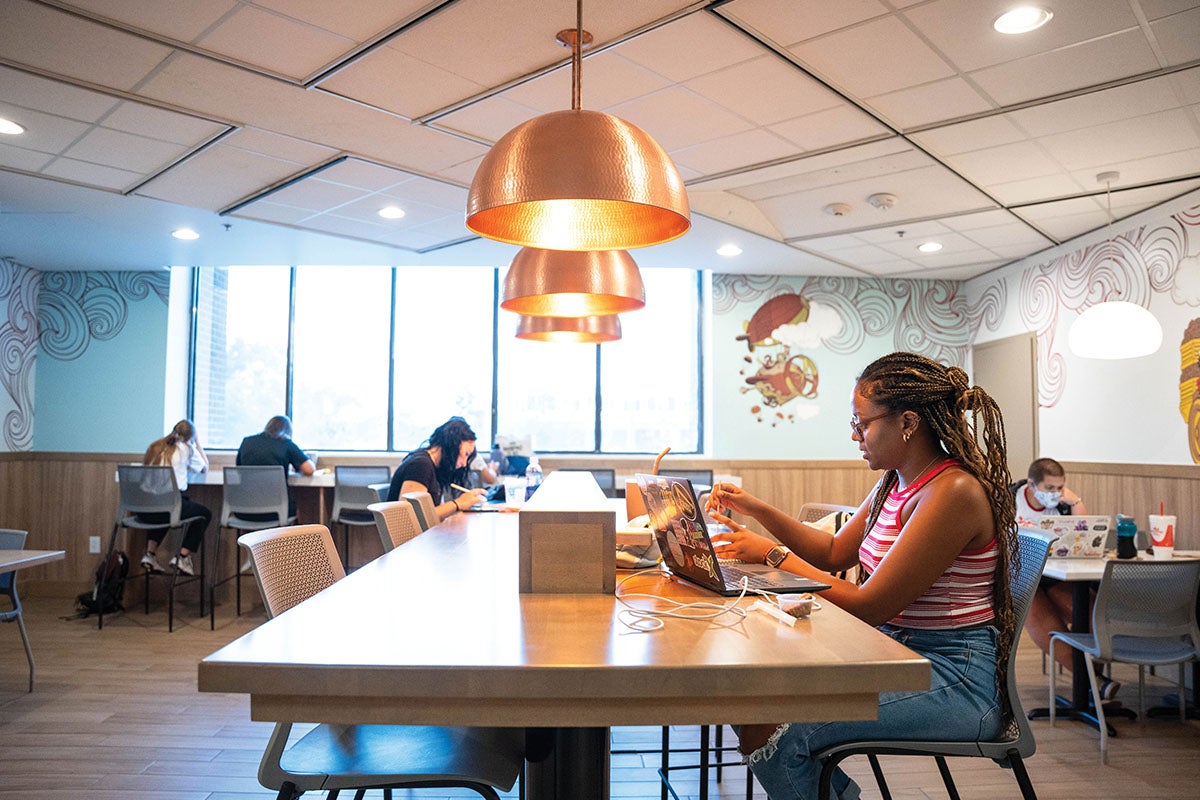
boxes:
[502,247,645,317]
[465,0,690,251]
[516,313,621,343]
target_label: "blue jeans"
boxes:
[747,625,1002,800]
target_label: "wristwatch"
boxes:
[764,545,791,568]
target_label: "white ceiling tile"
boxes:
[610,87,755,151]
[911,115,1027,157]
[705,139,915,198]
[1149,6,1200,65]
[435,154,484,186]
[1038,108,1200,170]
[63,126,188,173]
[316,159,413,192]
[136,145,319,210]
[940,208,1025,231]
[613,13,765,83]
[865,77,995,129]
[854,219,952,243]
[0,107,91,154]
[381,176,467,210]
[988,173,1089,205]
[671,128,799,176]
[956,221,1050,248]
[0,65,120,122]
[102,100,225,146]
[944,140,1065,187]
[221,127,339,165]
[301,213,395,241]
[768,105,891,152]
[801,241,897,264]
[65,0,238,43]
[1139,1,1200,20]
[197,5,354,80]
[0,140,54,172]
[503,52,672,115]
[336,196,452,228]
[788,16,955,96]
[263,177,365,212]
[41,155,141,190]
[436,96,541,144]
[904,0,1141,73]
[1006,75,1185,138]
[230,200,313,225]
[969,29,1159,106]
[319,45,485,120]
[719,0,890,46]
[683,56,844,126]
[1067,149,1200,192]
[253,0,426,42]
[0,0,172,91]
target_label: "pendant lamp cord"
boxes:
[572,0,583,110]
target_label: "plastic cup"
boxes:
[502,476,525,508]
[1148,514,1176,559]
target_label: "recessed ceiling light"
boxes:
[917,241,943,253]
[0,118,25,135]
[993,6,1053,34]
[378,205,405,220]
[171,228,200,241]
[716,243,742,257]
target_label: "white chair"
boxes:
[330,465,391,570]
[796,502,856,526]
[403,491,440,532]
[0,528,34,691]
[238,524,524,800]
[1050,558,1200,760]
[210,465,294,628]
[106,465,207,632]
[368,500,424,552]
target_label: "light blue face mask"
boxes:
[1034,489,1063,508]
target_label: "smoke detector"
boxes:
[823,202,853,217]
[867,193,898,211]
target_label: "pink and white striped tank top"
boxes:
[859,458,997,629]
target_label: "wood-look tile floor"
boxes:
[1,595,1198,799]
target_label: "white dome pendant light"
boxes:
[1067,172,1163,360]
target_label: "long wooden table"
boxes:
[0,549,66,575]
[198,512,928,800]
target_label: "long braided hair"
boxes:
[856,352,1019,700]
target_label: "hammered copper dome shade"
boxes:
[466,109,690,251]
[516,313,621,343]
[502,247,645,317]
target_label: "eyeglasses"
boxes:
[850,411,895,438]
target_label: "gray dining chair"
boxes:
[1049,557,1200,760]
[330,465,392,570]
[106,465,207,632]
[238,524,523,800]
[0,528,34,691]
[368,500,424,552]
[210,465,294,628]
[813,528,1055,800]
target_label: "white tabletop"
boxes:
[1044,550,1200,581]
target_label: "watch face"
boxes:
[766,547,787,567]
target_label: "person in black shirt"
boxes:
[386,417,487,521]
[235,415,315,520]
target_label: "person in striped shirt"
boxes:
[707,352,1018,800]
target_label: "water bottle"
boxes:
[1116,514,1137,559]
[524,456,543,501]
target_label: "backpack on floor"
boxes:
[74,549,130,617]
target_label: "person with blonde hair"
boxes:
[706,352,1017,800]
[138,419,211,576]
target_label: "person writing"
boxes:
[138,419,211,576]
[236,414,315,521]
[1016,459,1118,699]
[705,352,1018,800]
[386,417,487,520]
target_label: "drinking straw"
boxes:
[1161,501,1165,516]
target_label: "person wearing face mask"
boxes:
[1017,459,1118,698]
[386,417,488,520]
[1013,457,1086,527]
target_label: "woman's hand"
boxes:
[708,511,775,564]
[705,483,760,517]
[455,488,488,510]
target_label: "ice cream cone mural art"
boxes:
[1179,317,1200,462]
[736,292,841,425]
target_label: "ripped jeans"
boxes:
[747,625,1002,800]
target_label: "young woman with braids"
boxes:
[706,352,1018,800]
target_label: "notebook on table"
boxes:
[1039,515,1111,558]
[635,473,830,596]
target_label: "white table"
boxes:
[0,549,65,575]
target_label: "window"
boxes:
[192,266,290,449]
[190,265,701,453]
[292,266,392,450]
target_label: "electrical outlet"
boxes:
[88,536,101,554]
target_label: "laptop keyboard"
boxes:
[720,564,777,589]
